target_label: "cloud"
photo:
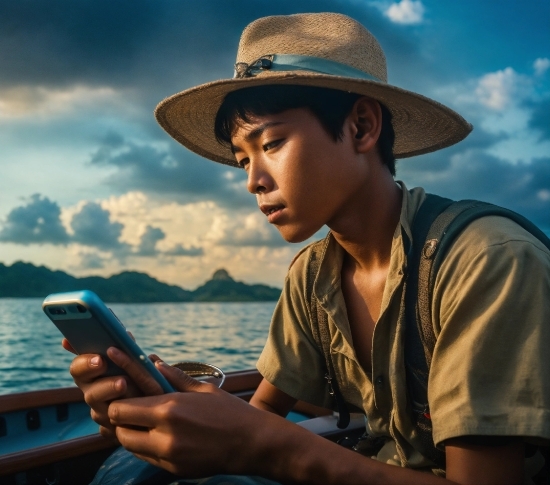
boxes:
[132,224,203,257]
[136,225,165,256]
[79,251,106,269]
[164,244,204,257]
[0,85,119,120]
[89,132,252,208]
[0,0,430,218]
[0,0,547,291]
[70,202,126,251]
[402,150,550,233]
[529,98,550,141]
[474,67,527,111]
[401,61,550,233]
[0,0,343,94]
[0,194,69,245]
[432,62,550,164]
[534,58,550,76]
[0,191,211,265]
[207,212,288,248]
[385,0,425,24]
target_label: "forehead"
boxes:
[230,107,318,143]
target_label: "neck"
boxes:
[328,168,402,273]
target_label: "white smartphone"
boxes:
[43,290,174,393]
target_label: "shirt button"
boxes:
[375,375,385,387]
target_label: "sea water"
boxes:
[0,298,276,395]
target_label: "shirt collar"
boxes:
[313,181,427,303]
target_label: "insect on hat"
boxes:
[155,12,472,167]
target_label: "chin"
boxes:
[277,225,319,244]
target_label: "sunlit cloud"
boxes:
[0,84,120,120]
[385,0,425,24]
[433,61,550,164]
[41,191,292,286]
[206,212,286,248]
[475,67,527,111]
[99,192,217,248]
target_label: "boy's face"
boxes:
[231,107,371,243]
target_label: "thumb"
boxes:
[154,359,205,392]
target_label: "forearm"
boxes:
[250,413,451,485]
[108,364,524,484]
[249,378,297,417]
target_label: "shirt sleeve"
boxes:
[256,248,333,409]
[428,216,550,447]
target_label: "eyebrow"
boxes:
[231,121,285,153]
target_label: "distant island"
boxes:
[0,262,281,303]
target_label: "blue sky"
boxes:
[0,0,548,288]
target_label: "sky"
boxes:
[0,0,548,290]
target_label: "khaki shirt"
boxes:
[257,182,550,474]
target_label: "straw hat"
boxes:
[155,12,472,167]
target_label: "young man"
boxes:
[67,13,550,484]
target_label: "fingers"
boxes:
[115,427,178,472]
[109,395,164,428]
[99,424,120,444]
[85,376,126,407]
[116,426,156,457]
[61,338,76,354]
[69,352,145,430]
[154,360,208,393]
[107,347,164,396]
[86,376,140,428]
[108,390,276,478]
[69,354,108,384]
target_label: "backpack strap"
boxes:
[306,239,351,429]
[404,194,454,468]
[405,194,454,380]
[405,193,550,468]
[414,196,550,368]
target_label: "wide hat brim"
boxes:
[155,70,472,168]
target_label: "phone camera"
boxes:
[76,304,87,313]
[48,307,67,315]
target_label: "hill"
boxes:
[0,262,280,303]
[192,269,281,302]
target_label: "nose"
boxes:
[246,158,273,195]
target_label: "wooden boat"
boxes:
[0,369,365,484]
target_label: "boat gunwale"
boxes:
[0,369,332,477]
[0,434,115,477]
[0,386,84,414]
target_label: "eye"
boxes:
[237,157,250,169]
[262,139,282,152]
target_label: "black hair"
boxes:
[214,85,396,175]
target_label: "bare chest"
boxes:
[341,265,388,373]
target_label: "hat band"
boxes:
[234,54,383,82]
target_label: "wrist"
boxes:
[245,412,367,484]
[243,411,310,481]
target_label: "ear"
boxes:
[348,97,382,154]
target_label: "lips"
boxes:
[260,203,285,216]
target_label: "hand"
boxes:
[110,360,525,484]
[108,361,290,478]
[63,338,166,441]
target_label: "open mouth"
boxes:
[260,204,285,222]
[260,204,284,216]
[265,206,283,215]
